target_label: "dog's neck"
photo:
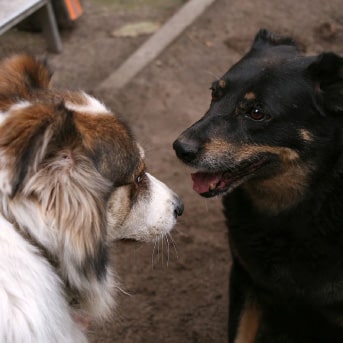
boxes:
[0,195,116,319]
[243,162,310,214]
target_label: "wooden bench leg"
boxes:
[36,1,62,53]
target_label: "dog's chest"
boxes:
[223,191,343,299]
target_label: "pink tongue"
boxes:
[191,172,222,194]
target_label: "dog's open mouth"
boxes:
[191,158,269,197]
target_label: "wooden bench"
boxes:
[0,0,62,53]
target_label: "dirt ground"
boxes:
[0,0,342,342]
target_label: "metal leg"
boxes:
[36,1,62,53]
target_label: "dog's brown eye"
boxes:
[249,108,266,121]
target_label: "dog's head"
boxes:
[174,29,343,213]
[0,54,183,318]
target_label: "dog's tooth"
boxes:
[209,183,216,191]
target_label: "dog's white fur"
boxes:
[0,215,88,343]
[64,92,111,115]
[0,54,182,342]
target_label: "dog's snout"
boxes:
[173,137,199,163]
[173,196,184,218]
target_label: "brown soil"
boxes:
[0,0,342,342]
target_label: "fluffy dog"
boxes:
[0,54,183,342]
[174,29,343,342]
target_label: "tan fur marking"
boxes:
[205,139,299,163]
[74,112,130,149]
[235,301,261,343]
[299,129,313,142]
[107,186,132,236]
[205,138,235,152]
[219,79,226,88]
[244,163,309,213]
[204,139,308,213]
[244,92,256,100]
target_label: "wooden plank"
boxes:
[97,0,217,91]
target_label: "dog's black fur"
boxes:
[173,29,343,342]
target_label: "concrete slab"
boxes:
[97,0,216,91]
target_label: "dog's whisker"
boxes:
[151,237,158,269]
[168,232,179,260]
[162,235,166,266]
[201,198,209,212]
[157,235,161,264]
[206,70,221,81]
[160,237,163,263]
[161,234,168,265]
[165,234,170,267]
[114,285,132,297]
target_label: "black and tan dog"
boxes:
[174,29,343,342]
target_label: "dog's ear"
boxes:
[0,102,111,290]
[0,54,52,99]
[306,52,343,114]
[0,102,61,196]
[251,29,298,50]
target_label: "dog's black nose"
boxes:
[173,196,184,218]
[173,137,199,163]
